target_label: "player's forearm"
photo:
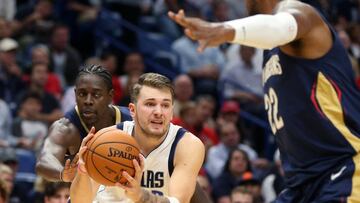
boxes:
[70,173,94,203]
[135,189,171,203]
[36,154,64,181]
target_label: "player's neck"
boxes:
[133,126,169,156]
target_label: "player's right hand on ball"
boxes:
[77,126,96,175]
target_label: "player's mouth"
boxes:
[82,110,96,118]
[150,120,163,126]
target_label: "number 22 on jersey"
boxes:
[264,88,284,134]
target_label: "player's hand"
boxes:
[77,126,96,175]
[115,154,145,202]
[168,9,234,52]
[61,154,79,182]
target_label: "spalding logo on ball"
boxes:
[84,126,141,186]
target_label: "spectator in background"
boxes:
[64,0,100,59]
[173,74,194,117]
[172,7,225,97]
[261,150,285,203]
[0,17,13,39]
[237,179,263,203]
[0,164,14,196]
[0,99,12,147]
[206,122,258,181]
[212,148,253,203]
[337,29,360,84]
[18,63,63,125]
[119,52,145,106]
[11,92,47,151]
[49,24,81,89]
[347,24,360,60]
[0,38,24,116]
[197,171,212,200]
[0,0,16,21]
[216,100,241,128]
[100,52,123,105]
[151,0,182,40]
[172,96,219,153]
[230,186,254,203]
[43,182,70,203]
[30,44,62,99]
[12,0,55,43]
[0,148,18,177]
[221,45,263,105]
[0,160,20,203]
[207,0,231,22]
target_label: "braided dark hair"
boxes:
[76,64,113,90]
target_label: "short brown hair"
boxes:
[130,73,174,103]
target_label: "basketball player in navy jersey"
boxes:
[169,0,360,202]
[71,73,205,203]
[36,65,132,182]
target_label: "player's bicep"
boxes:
[276,2,323,40]
[169,133,205,203]
[41,119,79,161]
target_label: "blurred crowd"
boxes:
[0,0,360,203]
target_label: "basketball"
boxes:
[84,127,140,186]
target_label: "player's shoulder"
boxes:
[181,131,205,149]
[276,0,319,17]
[49,117,79,137]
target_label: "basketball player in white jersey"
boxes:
[70,73,206,203]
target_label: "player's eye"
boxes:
[78,92,85,97]
[145,103,155,107]
[94,93,101,98]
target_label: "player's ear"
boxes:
[128,103,136,118]
[108,89,114,99]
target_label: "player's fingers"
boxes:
[122,171,136,185]
[185,29,197,40]
[78,146,87,162]
[139,154,145,170]
[64,159,71,169]
[132,158,142,181]
[170,9,190,27]
[82,129,94,146]
[115,182,125,189]
[198,40,209,53]
[71,154,79,166]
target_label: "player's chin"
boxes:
[148,128,166,137]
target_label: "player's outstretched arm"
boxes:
[169,1,330,55]
[168,10,234,52]
[36,118,80,182]
[70,127,100,203]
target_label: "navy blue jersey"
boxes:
[64,105,132,139]
[263,28,360,188]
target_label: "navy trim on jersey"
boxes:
[168,128,187,176]
[116,122,124,130]
[64,109,87,138]
[120,106,132,121]
[65,105,132,140]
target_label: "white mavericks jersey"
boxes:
[93,121,187,203]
